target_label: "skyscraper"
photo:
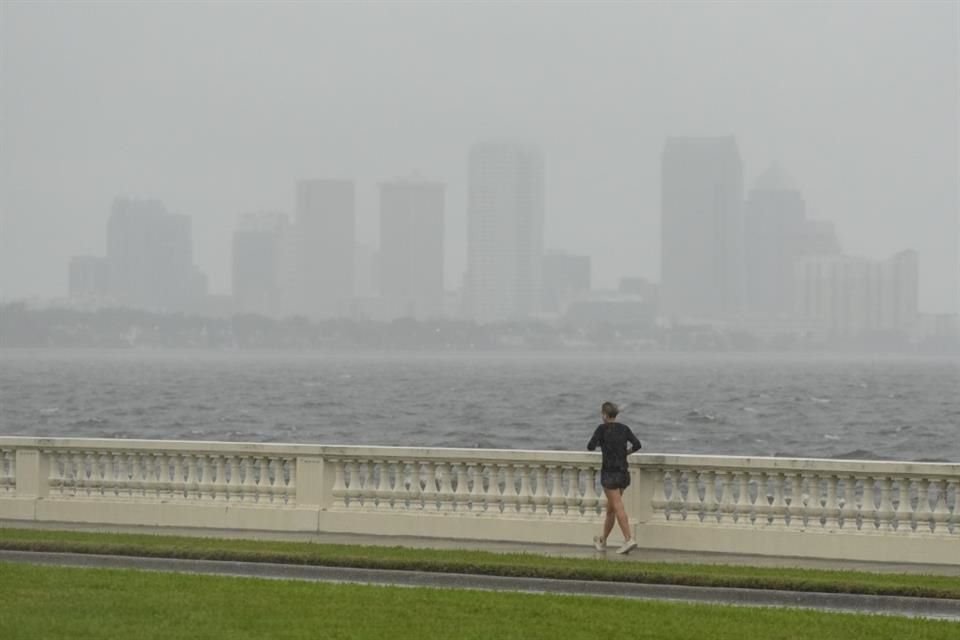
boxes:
[295,179,355,318]
[379,177,445,320]
[231,212,289,316]
[660,137,744,319]
[106,197,203,311]
[743,164,807,316]
[464,142,544,323]
[541,251,591,314]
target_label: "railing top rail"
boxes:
[637,453,960,477]
[0,436,957,476]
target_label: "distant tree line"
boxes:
[0,303,955,353]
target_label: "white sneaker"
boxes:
[592,535,606,552]
[616,538,638,555]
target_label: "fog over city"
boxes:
[1,1,957,317]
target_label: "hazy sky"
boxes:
[1,1,958,312]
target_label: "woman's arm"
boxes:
[626,426,642,454]
[587,426,602,451]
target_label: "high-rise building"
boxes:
[295,179,355,318]
[106,197,202,311]
[68,256,111,300]
[744,164,807,316]
[795,250,919,336]
[541,251,591,314]
[660,136,744,319]
[464,141,544,323]
[232,212,289,316]
[379,178,445,320]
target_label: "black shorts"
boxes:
[600,470,630,490]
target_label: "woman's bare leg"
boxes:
[602,499,616,543]
[604,488,632,541]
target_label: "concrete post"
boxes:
[15,449,49,498]
[627,465,656,524]
[295,456,325,507]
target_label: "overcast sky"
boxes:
[1,1,957,312]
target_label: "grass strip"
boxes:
[1,527,958,601]
[1,562,958,640]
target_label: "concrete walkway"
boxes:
[2,549,959,621]
[3,519,959,576]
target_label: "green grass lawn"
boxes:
[2,527,959,600]
[0,562,956,640]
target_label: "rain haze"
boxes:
[0,1,957,310]
[1,1,959,464]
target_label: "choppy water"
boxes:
[1,350,958,462]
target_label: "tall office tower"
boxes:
[379,178,445,320]
[541,251,591,314]
[464,141,544,323]
[231,212,289,316]
[743,164,807,316]
[106,197,200,311]
[295,179,355,317]
[660,136,744,319]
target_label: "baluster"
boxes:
[121,452,134,498]
[702,471,717,523]
[453,463,471,512]
[182,454,196,500]
[529,464,548,517]
[211,455,225,501]
[670,470,685,519]
[878,477,896,532]
[769,472,786,527]
[372,460,390,509]
[915,478,933,533]
[483,463,502,513]
[732,471,750,525]
[435,463,453,512]
[168,454,183,500]
[932,479,951,533]
[239,456,256,502]
[562,466,580,518]
[200,455,216,500]
[328,459,346,509]
[468,463,486,513]
[405,461,422,511]
[94,452,107,497]
[580,466,599,518]
[224,456,239,501]
[546,465,564,518]
[782,473,798,528]
[895,477,913,533]
[500,464,518,515]
[860,476,877,531]
[342,460,360,508]
[266,457,278,503]
[823,475,840,529]
[840,475,858,529]
[713,472,731,525]
[516,464,534,516]
[754,472,771,526]
[283,457,295,504]
[680,471,697,520]
[73,452,86,497]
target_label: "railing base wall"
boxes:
[634,523,960,566]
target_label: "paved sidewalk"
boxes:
[3,519,959,576]
[2,549,959,621]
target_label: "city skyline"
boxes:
[1,2,956,314]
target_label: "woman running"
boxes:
[587,401,641,554]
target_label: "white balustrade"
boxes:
[0,437,957,565]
